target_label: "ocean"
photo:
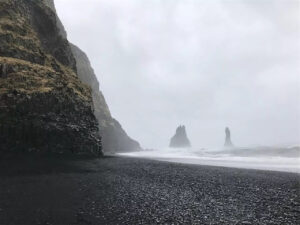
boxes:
[119,146,300,173]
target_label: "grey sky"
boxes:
[55,0,300,148]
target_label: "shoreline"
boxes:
[117,153,300,174]
[150,156,300,174]
[0,156,299,224]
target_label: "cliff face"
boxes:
[169,125,191,148]
[0,0,102,156]
[50,0,140,153]
[70,44,141,153]
[44,0,67,38]
[0,0,140,154]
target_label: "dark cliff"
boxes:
[0,0,102,156]
[70,44,141,153]
[169,125,191,148]
[50,0,140,153]
[0,0,140,154]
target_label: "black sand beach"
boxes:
[0,156,299,225]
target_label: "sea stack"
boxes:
[224,127,234,147]
[169,125,191,148]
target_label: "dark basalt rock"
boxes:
[169,125,191,148]
[0,0,102,157]
[44,0,67,38]
[224,127,234,147]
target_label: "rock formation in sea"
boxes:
[169,125,191,148]
[0,0,140,155]
[224,127,234,147]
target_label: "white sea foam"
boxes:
[119,146,300,173]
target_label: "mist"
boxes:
[55,0,300,149]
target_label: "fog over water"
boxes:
[56,0,300,149]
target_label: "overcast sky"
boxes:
[55,0,300,149]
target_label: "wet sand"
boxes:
[0,156,299,224]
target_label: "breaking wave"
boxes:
[119,146,300,173]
